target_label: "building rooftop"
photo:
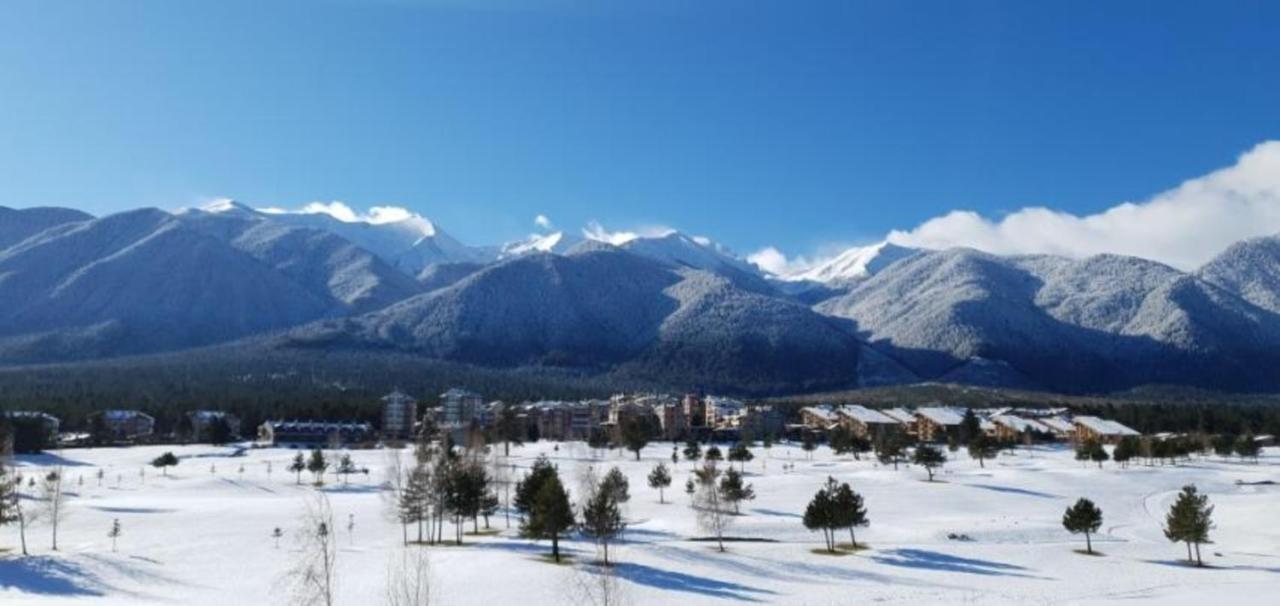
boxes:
[1073,416,1141,437]
[915,406,966,426]
[835,405,897,424]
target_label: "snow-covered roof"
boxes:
[880,408,916,425]
[440,388,480,399]
[800,406,837,422]
[189,410,236,421]
[103,410,154,422]
[382,390,416,403]
[1038,417,1075,433]
[1073,416,1140,437]
[835,405,897,425]
[915,407,965,426]
[990,415,1048,433]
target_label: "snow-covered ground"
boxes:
[2,441,1277,605]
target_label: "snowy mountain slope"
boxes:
[416,261,487,291]
[819,248,1280,391]
[282,246,881,392]
[177,207,422,313]
[1198,234,1280,314]
[787,241,918,284]
[0,206,94,251]
[615,232,777,294]
[258,205,492,274]
[0,209,335,363]
[499,231,583,258]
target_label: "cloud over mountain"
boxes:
[886,141,1280,270]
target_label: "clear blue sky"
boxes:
[2,0,1278,255]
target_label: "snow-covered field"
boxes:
[2,441,1278,605]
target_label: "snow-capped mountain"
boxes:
[0,209,334,363]
[284,244,895,392]
[0,206,94,250]
[5,200,1280,395]
[785,241,917,284]
[191,200,494,274]
[499,231,584,258]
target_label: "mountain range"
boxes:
[4,201,1280,396]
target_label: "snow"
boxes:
[1073,417,1142,437]
[915,406,966,426]
[3,442,1277,605]
[835,405,897,425]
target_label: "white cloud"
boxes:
[259,201,421,225]
[534,214,553,230]
[748,246,814,276]
[581,220,676,246]
[887,141,1280,270]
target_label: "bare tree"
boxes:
[692,462,733,552]
[385,545,432,606]
[284,494,338,606]
[40,467,66,551]
[565,561,630,606]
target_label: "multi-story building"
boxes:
[93,410,155,442]
[258,420,375,448]
[187,410,242,442]
[381,390,418,440]
[683,394,707,428]
[440,388,483,427]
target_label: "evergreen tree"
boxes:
[1211,434,1236,459]
[647,462,672,504]
[289,452,306,485]
[580,483,625,565]
[959,409,982,444]
[800,433,817,460]
[1234,433,1260,462]
[1076,439,1109,468]
[684,478,696,503]
[912,445,946,481]
[718,468,755,514]
[399,464,430,544]
[704,445,723,464]
[108,518,121,552]
[587,429,610,455]
[967,433,999,469]
[682,440,702,464]
[727,442,754,472]
[1163,485,1214,566]
[875,434,907,470]
[828,426,853,457]
[514,455,557,518]
[307,449,328,486]
[1062,498,1103,554]
[520,474,575,563]
[803,478,839,553]
[150,452,179,476]
[1112,437,1138,468]
[621,418,651,461]
[336,454,358,484]
[831,482,868,549]
[599,466,630,504]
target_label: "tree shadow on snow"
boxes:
[751,508,802,519]
[14,452,94,468]
[966,483,1061,499]
[603,562,777,602]
[871,549,1050,579]
[0,556,106,596]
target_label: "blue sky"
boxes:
[2,0,1279,260]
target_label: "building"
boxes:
[704,396,745,428]
[258,420,374,448]
[381,390,418,440]
[835,405,901,439]
[683,394,707,428]
[186,410,241,442]
[440,388,483,427]
[738,405,785,440]
[1072,416,1141,444]
[93,410,155,442]
[913,407,966,442]
[1038,416,1076,440]
[799,405,838,430]
[989,414,1049,442]
[654,400,689,440]
[2,411,60,451]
